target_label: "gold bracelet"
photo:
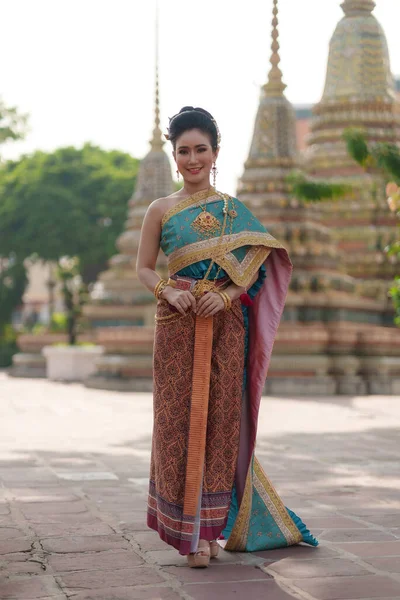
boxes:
[154,279,168,299]
[216,290,232,311]
[223,291,232,310]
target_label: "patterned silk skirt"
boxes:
[147,296,245,555]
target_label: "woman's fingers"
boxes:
[197,296,214,316]
[197,293,224,317]
[188,293,197,312]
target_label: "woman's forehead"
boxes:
[176,129,211,146]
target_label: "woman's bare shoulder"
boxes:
[149,191,186,219]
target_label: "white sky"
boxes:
[1,0,399,195]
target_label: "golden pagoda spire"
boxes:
[150,0,163,151]
[263,0,286,97]
[341,0,376,16]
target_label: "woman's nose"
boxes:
[188,151,197,164]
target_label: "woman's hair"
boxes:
[166,106,220,151]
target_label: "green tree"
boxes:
[0,98,28,147]
[0,144,139,283]
[0,99,29,364]
[0,255,28,365]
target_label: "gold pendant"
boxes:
[191,211,221,235]
[193,279,217,298]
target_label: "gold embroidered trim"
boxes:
[167,232,281,287]
[253,458,303,545]
[161,187,219,228]
[225,461,253,552]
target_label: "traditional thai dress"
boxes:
[147,187,318,555]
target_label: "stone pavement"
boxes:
[0,372,399,600]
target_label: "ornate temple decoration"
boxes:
[305,0,399,288]
[238,0,343,296]
[307,0,399,176]
[241,0,297,182]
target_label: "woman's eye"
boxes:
[178,150,188,155]
[198,148,206,152]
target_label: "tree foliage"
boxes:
[0,255,28,334]
[0,144,139,283]
[287,171,351,202]
[0,98,28,147]
[344,127,400,184]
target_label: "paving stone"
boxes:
[359,514,400,528]
[320,529,398,542]
[70,587,181,600]
[20,501,88,516]
[54,470,119,481]
[30,521,116,537]
[166,563,272,583]
[47,550,144,572]
[264,557,372,578]
[305,517,369,529]
[334,540,400,557]
[254,543,340,561]
[10,488,80,503]
[182,580,297,600]
[0,538,33,554]
[0,468,58,484]
[41,535,131,553]
[143,549,188,566]
[363,556,400,573]
[0,527,26,541]
[58,566,165,590]
[292,575,400,599]
[0,576,62,599]
[5,559,45,574]
[134,531,171,551]
[119,519,148,532]
[25,511,97,525]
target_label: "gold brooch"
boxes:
[191,211,221,235]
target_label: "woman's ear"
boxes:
[213,147,220,162]
[172,150,176,162]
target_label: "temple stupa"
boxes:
[238,0,400,394]
[306,0,400,290]
[84,24,174,390]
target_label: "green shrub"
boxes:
[0,325,18,367]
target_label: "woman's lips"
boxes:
[188,168,202,174]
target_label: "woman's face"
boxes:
[173,128,218,186]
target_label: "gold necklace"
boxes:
[191,188,221,237]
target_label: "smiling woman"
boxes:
[167,106,220,190]
[135,107,318,568]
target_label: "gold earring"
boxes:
[212,163,217,187]
[176,169,180,181]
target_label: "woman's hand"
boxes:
[162,286,197,316]
[196,292,226,318]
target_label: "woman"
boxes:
[136,107,318,568]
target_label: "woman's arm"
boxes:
[136,200,164,292]
[136,201,197,315]
[224,270,260,302]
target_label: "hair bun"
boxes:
[179,106,195,113]
[194,107,214,120]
